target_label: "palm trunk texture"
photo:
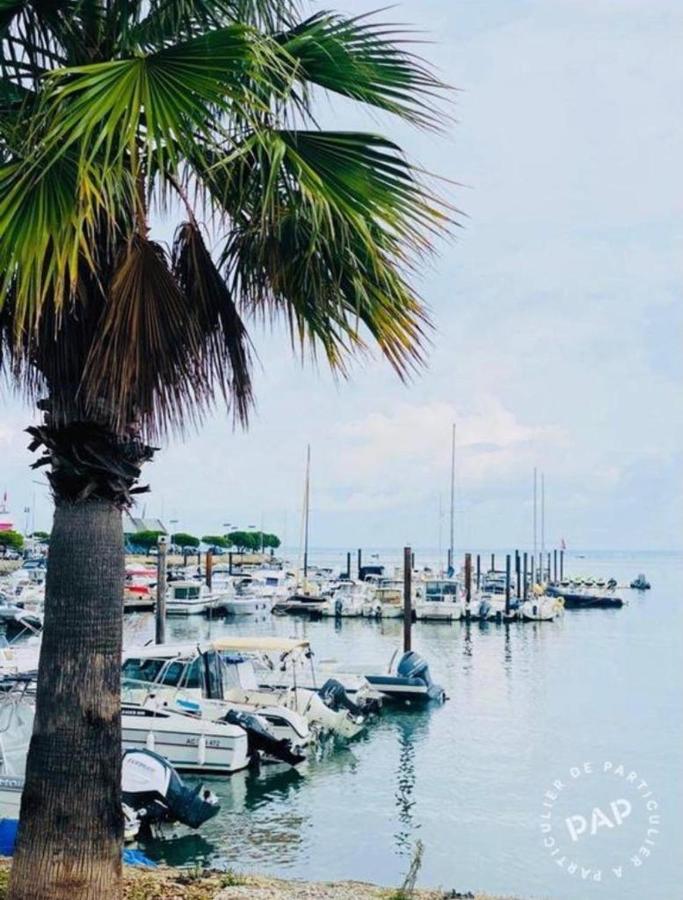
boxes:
[9,500,124,900]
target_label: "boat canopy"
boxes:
[210,636,310,655]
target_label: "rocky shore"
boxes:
[0,861,513,900]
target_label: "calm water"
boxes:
[123,550,683,899]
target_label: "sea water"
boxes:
[123,550,683,900]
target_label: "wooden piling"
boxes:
[357,548,362,578]
[490,552,495,573]
[346,551,351,579]
[403,546,412,652]
[206,549,213,590]
[553,549,557,583]
[523,552,528,598]
[515,551,521,598]
[560,549,564,580]
[547,552,551,584]
[228,551,233,576]
[505,554,511,615]
[476,554,481,588]
[155,535,167,645]
[465,552,472,604]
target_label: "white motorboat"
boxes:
[121,644,311,762]
[121,699,251,774]
[361,578,404,619]
[165,581,220,616]
[318,580,368,618]
[413,579,463,621]
[519,591,564,621]
[320,649,446,704]
[212,637,373,739]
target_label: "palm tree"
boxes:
[0,2,449,897]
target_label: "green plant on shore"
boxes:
[0,2,450,898]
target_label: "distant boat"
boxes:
[630,573,651,590]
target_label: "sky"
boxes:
[1,0,682,551]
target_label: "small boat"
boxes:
[519,589,564,621]
[546,584,623,608]
[361,577,404,618]
[121,644,311,762]
[318,580,368,618]
[364,651,446,703]
[165,581,219,616]
[630,574,651,590]
[0,603,42,635]
[320,649,445,704]
[121,700,252,774]
[212,636,377,738]
[413,579,463,621]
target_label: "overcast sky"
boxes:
[1,0,681,551]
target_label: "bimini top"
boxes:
[210,636,310,655]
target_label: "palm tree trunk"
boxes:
[9,499,124,900]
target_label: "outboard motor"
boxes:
[224,709,306,767]
[121,749,220,830]
[396,651,446,703]
[478,598,491,620]
[319,678,365,718]
[334,597,344,618]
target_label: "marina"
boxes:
[0,547,679,899]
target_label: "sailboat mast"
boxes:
[448,423,455,571]
[532,467,538,582]
[541,472,545,580]
[303,444,311,577]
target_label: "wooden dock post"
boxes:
[411,551,415,569]
[205,549,213,589]
[515,551,521,598]
[346,551,351,579]
[523,552,528,598]
[228,551,233,575]
[403,546,412,652]
[476,554,481,589]
[155,535,168,645]
[490,552,495,573]
[505,554,511,616]
[553,549,557,582]
[357,548,362,578]
[560,549,564,580]
[465,552,472,604]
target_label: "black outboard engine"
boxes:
[334,597,344,618]
[319,678,366,718]
[223,709,306,767]
[396,651,446,703]
[121,749,220,830]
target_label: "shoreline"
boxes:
[0,860,514,899]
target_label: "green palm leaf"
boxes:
[278,11,449,128]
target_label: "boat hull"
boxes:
[121,704,250,774]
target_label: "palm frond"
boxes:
[277,11,449,129]
[172,220,253,424]
[203,128,444,377]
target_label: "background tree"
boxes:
[0,530,24,554]
[30,530,50,543]
[0,3,449,897]
[226,530,259,552]
[170,532,200,550]
[127,530,164,553]
[261,532,281,550]
[201,534,228,551]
